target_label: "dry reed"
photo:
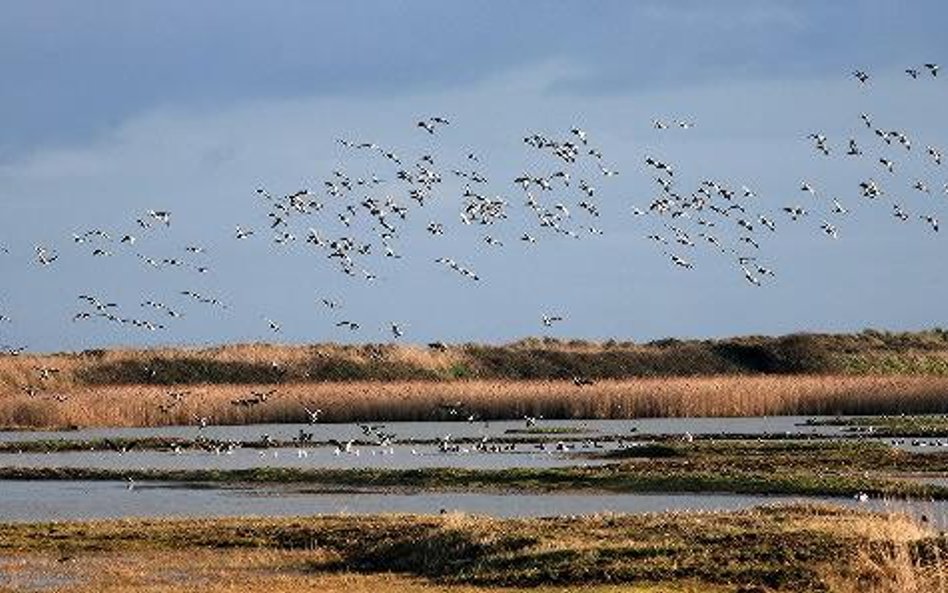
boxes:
[1,374,947,428]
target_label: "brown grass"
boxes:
[2,374,948,428]
[0,505,943,592]
[0,550,718,593]
[2,332,947,428]
[3,329,948,393]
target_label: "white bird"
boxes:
[920,215,939,232]
[541,314,563,327]
[303,406,323,424]
[740,265,760,286]
[669,254,693,269]
[927,146,942,165]
[820,221,838,239]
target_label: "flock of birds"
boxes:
[0,64,944,354]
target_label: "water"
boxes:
[0,479,894,523]
[0,416,849,445]
[0,417,939,529]
[0,444,608,471]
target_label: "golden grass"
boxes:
[0,505,942,593]
[1,374,947,428]
[0,549,720,593]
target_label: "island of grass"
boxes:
[3,440,947,500]
[802,414,948,437]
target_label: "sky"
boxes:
[0,1,946,352]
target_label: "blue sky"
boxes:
[0,1,946,352]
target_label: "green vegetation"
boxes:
[3,441,947,499]
[803,415,948,437]
[4,329,948,389]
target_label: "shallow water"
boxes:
[1,444,608,471]
[0,479,903,524]
[0,416,848,444]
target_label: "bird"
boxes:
[782,206,807,221]
[541,314,563,327]
[924,63,939,77]
[669,254,693,269]
[927,146,942,165]
[920,215,939,232]
[416,120,435,134]
[740,265,760,286]
[146,209,171,226]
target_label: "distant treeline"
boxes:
[2,328,947,388]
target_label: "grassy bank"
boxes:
[2,329,947,428]
[2,441,946,500]
[4,330,948,388]
[0,505,944,592]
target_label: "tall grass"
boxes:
[0,504,944,592]
[1,375,947,428]
[1,330,947,428]
[3,330,948,394]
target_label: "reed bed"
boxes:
[2,374,948,428]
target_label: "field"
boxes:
[0,505,943,593]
